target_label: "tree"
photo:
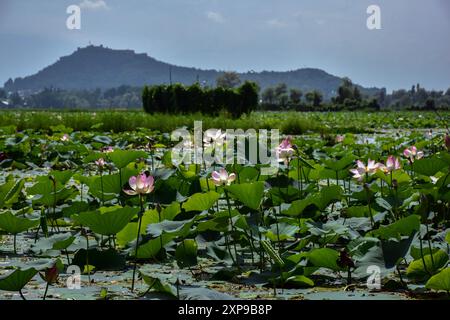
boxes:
[336,77,354,104]
[312,90,323,107]
[305,90,323,107]
[425,99,435,110]
[353,87,361,101]
[289,88,302,105]
[262,87,276,105]
[0,89,6,99]
[237,81,259,117]
[141,82,258,117]
[273,83,288,108]
[367,98,380,111]
[377,88,386,107]
[142,86,150,112]
[216,72,241,89]
[274,83,288,99]
[10,92,22,107]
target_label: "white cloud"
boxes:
[206,11,225,23]
[79,0,109,10]
[266,19,288,28]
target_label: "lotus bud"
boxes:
[337,249,355,269]
[42,265,59,284]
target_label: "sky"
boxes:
[0,0,449,92]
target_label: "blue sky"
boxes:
[1,0,449,92]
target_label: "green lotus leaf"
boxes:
[412,157,447,176]
[0,268,38,292]
[140,272,177,298]
[265,223,298,242]
[108,150,147,169]
[370,215,420,240]
[323,154,356,171]
[425,268,450,292]
[49,170,74,185]
[381,235,415,269]
[406,250,449,281]
[116,209,161,247]
[27,176,76,206]
[73,206,139,236]
[307,248,342,271]
[146,218,196,239]
[182,191,219,212]
[286,275,315,288]
[175,239,198,268]
[72,248,126,271]
[0,211,39,234]
[0,177,24,208]
[226,182,264,210]
[31,232,76,254]
[134,234,173,259]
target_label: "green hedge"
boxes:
[142,82,258,118]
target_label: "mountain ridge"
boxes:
[4,45,381,99]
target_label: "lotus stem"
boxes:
[419,237,431,276]
[425,223,435,270]
[100,170,104,205]
[19,289,26,300]
[224,189,240,270]
[131,194,145,292]
[43,282,49,300]
[13,234,17,254]
[86,233,91,285]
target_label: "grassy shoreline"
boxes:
[0,110,448,134]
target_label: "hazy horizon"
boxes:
[1,0,449,93]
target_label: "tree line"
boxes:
[2,72,449,112]
[0,86,142,109]
[260,77,450,111]
[142,81,259,118]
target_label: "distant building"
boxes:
[0,100,10,108]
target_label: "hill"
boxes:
[4,45,380,99]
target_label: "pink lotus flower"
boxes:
[379,156,401,173]
[95,158,106,168]
[203,129,226,146]
[61,134,70,142]
[335,135,345,143]
[276,136,295,164]
[350,159,380,181]
[211,168,236,186]
[445,134,450,151]
[102,146,114,153]
[123,173,155,195]
[403,146,424,162]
